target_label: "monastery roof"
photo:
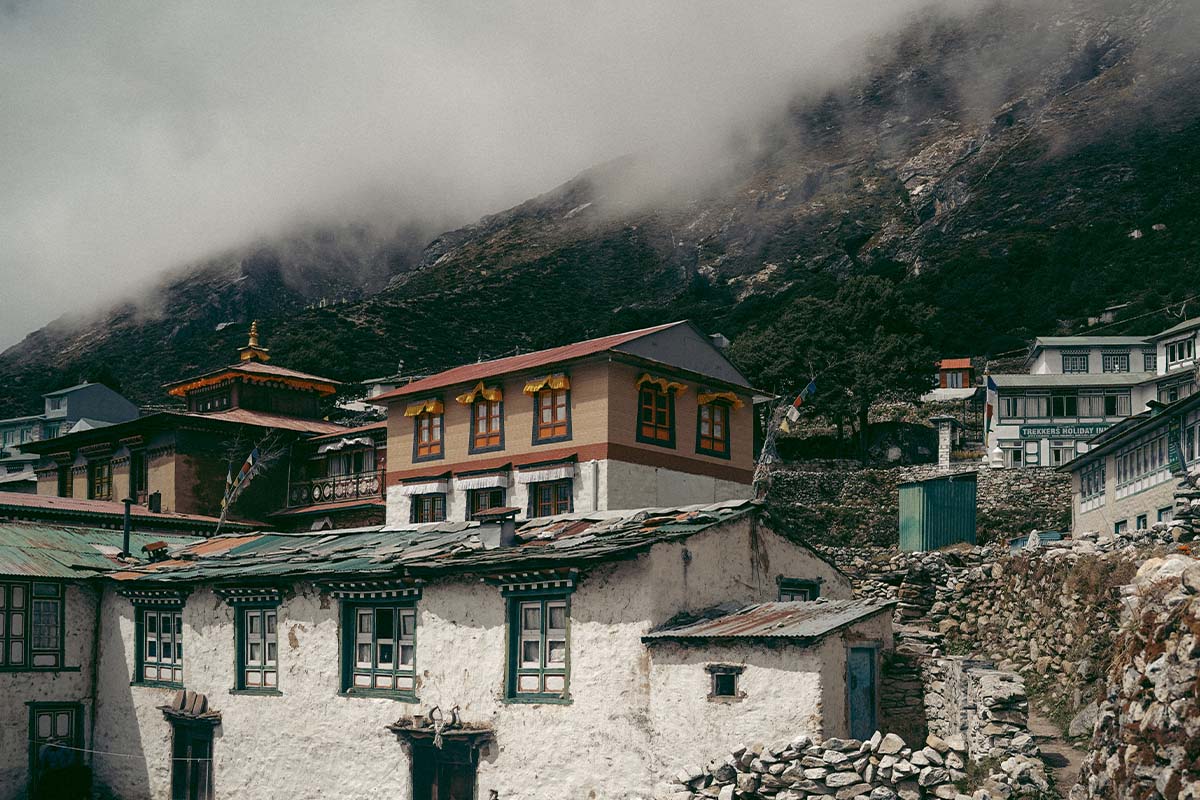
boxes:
[0,492,261,533]
[163,360,342,398]
[0,522,199,579]
[106,499,824,584]
[642,598,895,643]
[373,321,692,402]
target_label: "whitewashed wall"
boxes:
[0,583,97,800]
[90,518,854,799]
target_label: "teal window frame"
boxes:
[134,605,184,687]
[340,600,418,700]
[234,603,280,694]
[777,577,820,601]
[505,592,570,703]
[1,581,66,671]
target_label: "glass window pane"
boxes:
[356,643,371,666]
[378,642,394,667]
[357,610,372,635]
[400,644,414,666]
[248,611,261,634]
[521,605,540,632]
[12,586,24,608]
[146,614,156,634]
[547,640,567,664]
[37,713,52,738]
[266,642,277,664]
[147,640,157,659]
[401,612,415,638]
[376,608,395,637]
[55,712,71,737]
[248,642,262,664]
[10,641,24,663]
[266,612,276,635]
[521,640,540,667]
[548,604,566,630]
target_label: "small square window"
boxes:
[706,664,745,701]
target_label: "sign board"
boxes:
[1018,424,1111,439]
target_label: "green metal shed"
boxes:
[898,472,977,552]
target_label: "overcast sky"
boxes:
[0,1,993,349]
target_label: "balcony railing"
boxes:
[287,470,384,508]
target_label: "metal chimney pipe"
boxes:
[121,498,132,558]
[500,517,518,548]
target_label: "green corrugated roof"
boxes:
[0,523,199,579]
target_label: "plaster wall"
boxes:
[645,613,892,772]
[1072,465,1178,534]
[90,519,852,799]
[0,583,97,800]
[602,459,752,510]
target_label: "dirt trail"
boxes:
[1027,711,1087,796]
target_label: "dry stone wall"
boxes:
[1074,555,1200,800]
[765,464,1070,547]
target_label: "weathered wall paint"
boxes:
[0,583,98,800]
[89,519,856,799]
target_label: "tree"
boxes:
[730,276,937,462]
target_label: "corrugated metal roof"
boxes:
[989,372,1156,388]
[107,500,798,584]
[0,523,199,578]
[0,491,260,530]
[372,322,686,402]
[939,358,973,370]
[1148,316,1200,341]
[307,421,387,441]
[1031,336,1150,348]
[643,599,894,643]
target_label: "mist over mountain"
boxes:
[2,0,1199,411]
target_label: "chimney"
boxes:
[141,541,170,563]
[121,497,133,558]
[473,507,521,547]
[930,416,959,471]
[709,333,730,350]
[147,491,162,513]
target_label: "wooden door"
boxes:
[847,646,878,741]
[412,745,476,800]
[171,725,213,800]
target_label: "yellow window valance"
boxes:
[403,398,444,417]
[636,373,688,394]
[697,391,745,410]
[455,381,503,405]
[523,373,571,395]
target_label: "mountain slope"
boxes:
[2,0,1198,410]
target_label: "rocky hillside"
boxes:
[3,0,1199,411]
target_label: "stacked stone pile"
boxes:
[1072,555,1200,800]
[659,731,1051,800]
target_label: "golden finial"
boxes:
[238,320,271,362]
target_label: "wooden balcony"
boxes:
[286,470,384,508]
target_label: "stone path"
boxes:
[1027,711,1087,796]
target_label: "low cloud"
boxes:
[2,0,1164,348]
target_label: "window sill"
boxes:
[532,434,572,446]
[131,679,184,690]
[503,694,572,706]
[411,453,445,463]
[338,689,419,703]
[0,665,80,674]
[696,447,732,461]
[229,688,283,697]
[707,693,746,703]
[635,435,676,450]
[468,444,506,455]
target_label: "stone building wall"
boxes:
[765,463,1071,547]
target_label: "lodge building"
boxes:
[375,321,760,526]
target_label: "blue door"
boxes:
[847,647,877,740]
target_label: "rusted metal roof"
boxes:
[939,358,972,370]
[0,491,260,533]
[642,599,895,644]
[0,523,199,579]
[372,322,685,402]
[105,500,791,585]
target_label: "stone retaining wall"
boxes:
[765,464,1070,547]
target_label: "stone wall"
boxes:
[765,464,1071,547]
[1074,555,1200,800]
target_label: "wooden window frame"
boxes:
[134,606,184,687]
[341,600,418,700]
[412,411,444,463]
[88,458,113,501]
[28,702,84,788]
[410,493,447,524]
[529,479,573,518]
[469,399,505,454]
[234,604,280,694]
[467,487,506,520]
[636,386,676,448]
[505,593,570,703]
[777,577,821,601]
[532,388,571,444]
[706,663,745,701]
[695,401,732,459]
[0,581,66,671]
